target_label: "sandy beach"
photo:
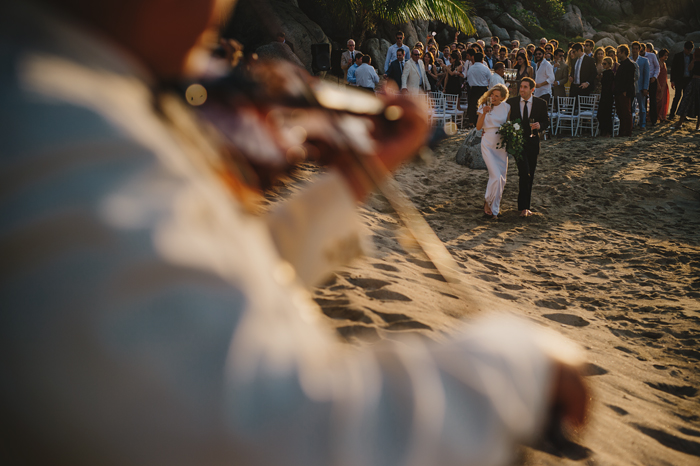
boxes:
[272,119,700,465]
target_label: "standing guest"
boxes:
[340,39,357,81]
[423,52,440,90]
[467,52,492,125]
[346,53,363,86]
[569,43,597,103]
[444,50,464,98]
[514,53,534,96]
[527,44,536,67]
[497,46,512,69]
[630,41,650,129]
[544,43,554,63]
[614,45,636,136]
[511,39,520,50]
[598,57,616,136]
[443,46,452,65]
[606,47,618,72]
[384,31,411,74]
[550,39,559,50]
[462,48,476,81]
[355,55,379,91]
[386,48,406,89]
[644,43,660,125]
[539,38,548,48]
[593,47,606,95]
[401,48,431,94]
[552,48,569,110]
[672,48,700,130]
[477,39,486,50]
[476,84,511,219]
[493,43,501,57]
[657,49,671,122]
[484,45,496,68]
[491,36,500,47]
[507,78,549,218]
[490,62,507,89]
[669,41,695,119]
[584,39,595,57]
[533,47,555,107]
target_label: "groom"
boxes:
[507,77,549,217]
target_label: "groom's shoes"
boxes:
[519,209,533,217]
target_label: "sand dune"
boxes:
[270,121,700,465]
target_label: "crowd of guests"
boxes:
[340,32,700,135]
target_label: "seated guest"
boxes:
[355,55,379,91]
[346,52,363,86]
[490,62,507,88]
[386,48,406,89]
[598,57,615,136]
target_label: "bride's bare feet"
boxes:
[520,209,533,217]
[484,202,493,216]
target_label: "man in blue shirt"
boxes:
[630,41,650,129]
[384,31,410,75]
[346,53,363,86]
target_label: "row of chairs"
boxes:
[550,95,624,137]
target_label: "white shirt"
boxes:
[355,63,379,88]
[533,59,555,97]
[462,60,472,78]
[645,52,660,79]
[520,96,534,119]
[384,43,410,72]
[489,72,506,89]
[467,62,491,87]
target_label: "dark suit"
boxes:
[386,58,405,89]
[507,96,549,212]
[569,55,597,104]
[669,50,692,117]
[614,58,636,136]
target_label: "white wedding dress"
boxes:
[479,102,511,216]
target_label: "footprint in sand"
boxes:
[366,289,412,302]
[632,424,700,458]
[536,298,570,310]
[644,382,698,398]
[607,404,629,416]
[372,263,399,272]
[336,325,380,343]
[583,363,608,376]
[347,277,391,290]
[543,313,590,327]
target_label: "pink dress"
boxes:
[657,63,670,121]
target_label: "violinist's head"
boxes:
[40,0,236,80]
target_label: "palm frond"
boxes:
[375,0,475,36]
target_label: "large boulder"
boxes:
[592,0,623,16]
[362,38,392,73]
[596,37,618,48]
[652,36,677,51]
[620,1,634,16]
[601,24,621,33]
[559,5,584,37]
[455,129,486,170]
[486,18,510,41]
[649,16,687,32]
[510,30,532,46]
[614,32,629,45]
[593,31,615,42]
[480,1,501,20]
[497,13,530,35]
[686,31,700,43]
[255,42,306,69]
[413,19,430,44]
[669,41,688,55]
[472,16,493,39]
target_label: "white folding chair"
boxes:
[612,101,620,137]
[444,94,464,128]
[546,96,556,140]
[459,91,468,110]
[428,94,447,127]
[576,95,599,136]
[555,96,578,136]
[632,98,640,127]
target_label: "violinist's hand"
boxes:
[549,361,589,432]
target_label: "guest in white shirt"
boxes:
[384,31,410,74]
[462,49,474,79]
[644,43,661,125]
[355,55,380,91]
[532,47,555,106]
[489,62,507,88]
[467,52,492,125]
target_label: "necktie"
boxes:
[351,52,354,61]
[522,100,530,137]
[575,58,581,84]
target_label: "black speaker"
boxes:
[311,43,331,72]
[330,48,344,77]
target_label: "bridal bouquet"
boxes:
[496,119,524,163]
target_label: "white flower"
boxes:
[513,123,520,130]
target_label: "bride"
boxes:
[475,84,510,219]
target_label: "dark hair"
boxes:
[617,44,630,57]
[685,41,694,50]
[551,39,559,48]
[354,52,364,60]
[516,52,527,64]
[493,62,505,71]
[554,48,565,57]
[471,43,484,54]
[461,50,468,61]
[631,41,642,50]
[491,36,499,43]
[534,47,544,55]
[465,48,475,57]
[396,31,404,38]
[450,50,461,61]
[659,48,669,59]
[485,45,493,52]
[584,39,595,47]
[571,43,583,52]
[276,31,285,39]
[474,52,484,62]
[424,51,435,64]
[361,55,371,64]
[521,77,536,89]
